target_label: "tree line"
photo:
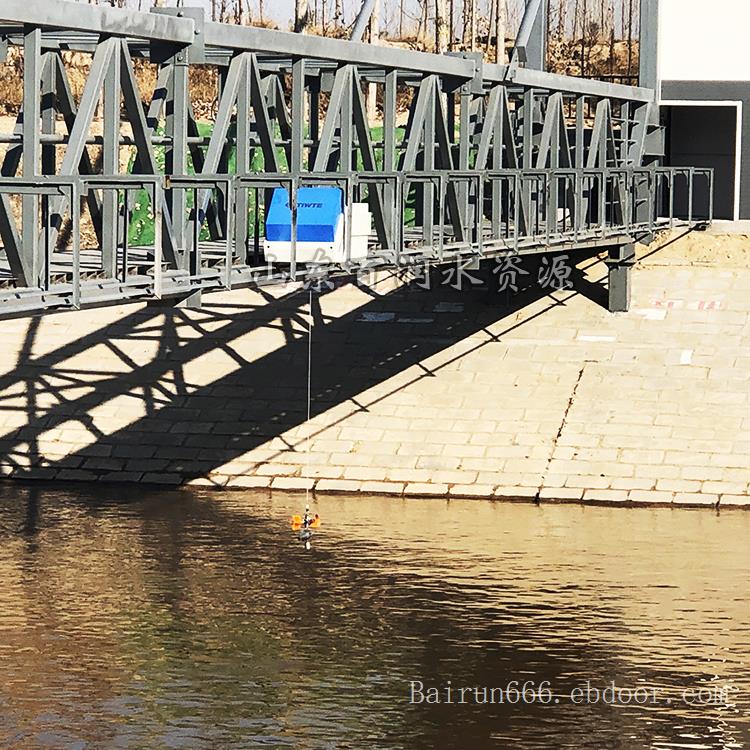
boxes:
[82,0,640,75]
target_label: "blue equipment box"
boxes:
[265,186,344,243]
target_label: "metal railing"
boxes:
[0,166,712,316]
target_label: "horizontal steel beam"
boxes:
[0,0,194,44]
[202,22,477,77]
[485,63,655,102]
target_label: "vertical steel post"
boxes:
[458,86,472,239]
[218,66,230,239]
[236,55,251,262]
[23,25,42,287]
[340,67,354,172]
[383,70,397,245]
[41,54,56,177]
[291,60,305,271]
[520,88,535,233]
[166,54,188,263]
[575,95,585,169]
[491,94,503,239]
[340,72,354,263]
[71,182,80,309]
[308,80,320,170]
[291,58,305,175]
[290,177,298,279]
[153,182,163,299]
[521,89,535,168]
[166,42,200,307]
[102,38,121,276]
[547,95,560,236]
[224,180,234,288]
[422,77,436,249]
[620,101,631,164]
[383,71,397,171]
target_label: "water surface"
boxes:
[0,485,748,749]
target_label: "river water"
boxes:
[0,484,748,749]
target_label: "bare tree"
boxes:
[417,0,428,46]
[485,0,495,57]
[449,0,454,50]
[627,0,634,75]
[371,0,380,43]
[461,0,477,50]
[557,0,566,38]
[470,0,476,51]
[580,0,587,75]
[367,0,380,116]
[295,0,309,32]
[495,0,506,62]
[334,0,344,29]
[436,0,449,53]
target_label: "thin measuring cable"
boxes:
[305,288,313,505]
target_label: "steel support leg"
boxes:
[606,244,635,313]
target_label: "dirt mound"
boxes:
[640,229,750,267]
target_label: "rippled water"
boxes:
[0,484,748,749]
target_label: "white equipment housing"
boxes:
[264,200,371,264]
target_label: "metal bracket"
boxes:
[447,51,483,95]
[150,7,204,65]
[644,126,665,159]
[320,70,336,93]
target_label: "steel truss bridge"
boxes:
[0,0,712,320]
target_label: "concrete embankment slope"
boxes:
[0,231,749,507]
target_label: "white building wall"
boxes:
[659,0,750,82]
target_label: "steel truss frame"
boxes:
[0,0,712,319]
